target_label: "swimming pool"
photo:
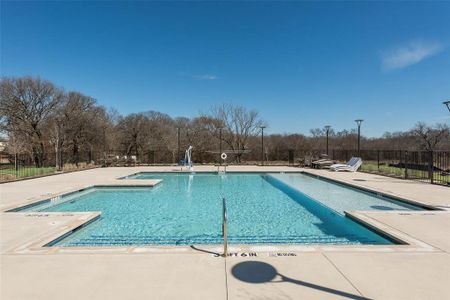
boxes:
[16,172,425,247]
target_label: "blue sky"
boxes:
[1,1,449,137]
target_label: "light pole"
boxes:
[355,119,363,157]
[324,125,331,156]
[443,100,450,112]
[260,126,266,166]
[177,127,180,164]
[218,127,223,165]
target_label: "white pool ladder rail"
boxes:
[222,197,228,257]
[182,146,193,171]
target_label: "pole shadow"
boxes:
[370,205,395,210]
[231,261,372,300]
[190,245,221,256]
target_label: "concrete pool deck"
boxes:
[1,166,449,299]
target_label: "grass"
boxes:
[360,161,449,184]
[361,162,405,177]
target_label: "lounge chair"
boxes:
[311,158,335,169]
[301,155,314,167]
[330,157,362,172]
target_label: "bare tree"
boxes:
[116,113,150,158]
[3,76,450,169]
[208,103,265,163]
[412,122,450,151]
[0,77,64,166]
[4,132,27,170]
[309,128,325,138]
[48,92,98,165]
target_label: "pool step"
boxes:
[60,234,380,246]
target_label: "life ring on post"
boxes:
[221,152,227,160]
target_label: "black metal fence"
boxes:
[1,149,449,186]
[0,151,99,182]
[329,149,449,186]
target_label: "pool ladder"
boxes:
[222,198,228,257]
[217,164,227,174]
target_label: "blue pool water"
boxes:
[270,173,422,214]
[19,173,423,246]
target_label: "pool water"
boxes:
[270,173,421,214]
[21,173,422,247]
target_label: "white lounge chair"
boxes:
[311,158,335,169]
[330,157,362,172]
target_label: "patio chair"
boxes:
[311,158,335,169]
[303,155,313,167]
[330,157,362,172]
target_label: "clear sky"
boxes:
[1,1,449,137]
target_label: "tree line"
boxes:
[0,76,448,166]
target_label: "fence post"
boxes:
[55,150,59,171]
[288,150,294,165]
[14,153,18,172]
[377,150,380,172]
[404,150,408,179]
[428,150,434,184]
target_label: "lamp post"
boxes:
[355,119,363,157]
[218,127,223,165]
[444,100,450,112]
[260,126,266,166]
[177,127,180,164]
[324,125,331,156]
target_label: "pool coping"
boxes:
[2,170,444,255]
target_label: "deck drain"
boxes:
[353,179,366,182]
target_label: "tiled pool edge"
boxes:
[4,210,441,255]
[5,211,101,254]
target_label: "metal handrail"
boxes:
[222,197,228,257]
